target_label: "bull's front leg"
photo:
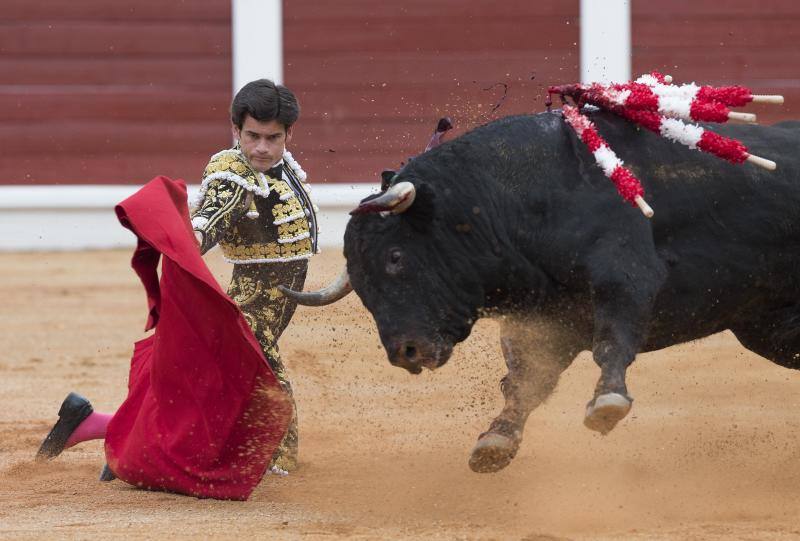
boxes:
[469,319,580,473]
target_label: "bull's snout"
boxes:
[386,338,441,374]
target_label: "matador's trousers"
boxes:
[227,259,308,472]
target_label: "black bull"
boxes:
[281,110,800,473]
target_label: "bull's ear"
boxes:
[403,182,436,231]
[381,170,397,191]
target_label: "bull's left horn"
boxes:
[350,181,416,215]
[277,268,353,306]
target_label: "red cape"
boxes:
[104,176,292,500]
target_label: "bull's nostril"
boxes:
[404,344,417,359]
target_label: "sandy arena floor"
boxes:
[2,248,800,540]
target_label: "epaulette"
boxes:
[191,149,269,210]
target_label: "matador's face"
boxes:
[232,114,293,173]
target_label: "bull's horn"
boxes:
[277,268,353,306]
[350,181,416,215]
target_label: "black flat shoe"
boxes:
[36,392,93,460]
[99,463,117,482]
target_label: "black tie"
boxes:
[267,164,283,180]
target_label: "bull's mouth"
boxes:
[385,336,454,374]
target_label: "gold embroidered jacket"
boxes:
[190,148,319,263]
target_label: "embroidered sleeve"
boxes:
[190,177,249,255]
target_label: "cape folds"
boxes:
[105,176,292,500]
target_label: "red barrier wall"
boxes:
[4,1,795,186]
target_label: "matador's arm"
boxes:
[190,178,249,255]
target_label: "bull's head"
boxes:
[279,173,484,374]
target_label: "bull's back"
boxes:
[414,112,800,348]
[626,119,800,347]
[522,112,800,347]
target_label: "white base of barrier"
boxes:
[0,184,377,251]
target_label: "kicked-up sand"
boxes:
[2,248,800,540]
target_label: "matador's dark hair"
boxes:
[231,79,300,130]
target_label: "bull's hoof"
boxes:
[468,432,518,473]
[583,392,632,435]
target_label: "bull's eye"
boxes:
[386,248,403,275]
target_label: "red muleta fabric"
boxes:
[104,176,292,501]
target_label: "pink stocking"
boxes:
[65,412,113,448]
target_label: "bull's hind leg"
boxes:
[469,318,580,473]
